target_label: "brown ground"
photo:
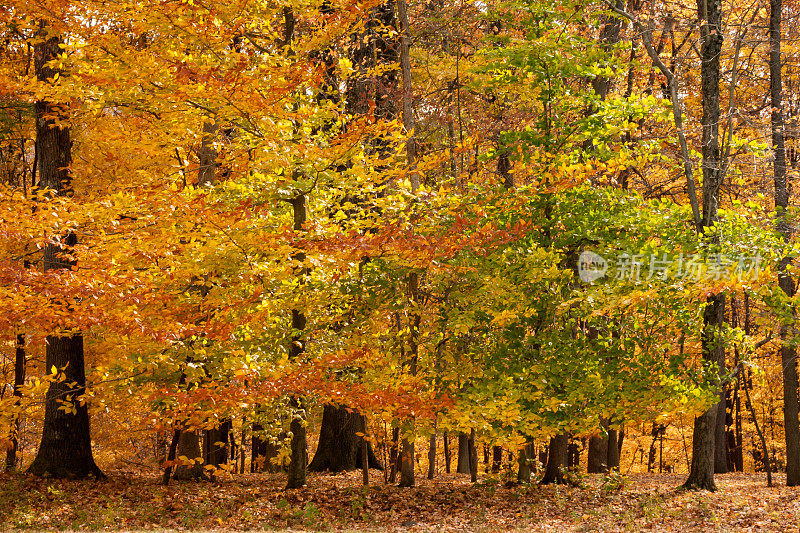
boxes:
[1,470,797,531]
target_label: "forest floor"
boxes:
[0,470,798,531]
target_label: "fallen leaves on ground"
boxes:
[1,471,798,531]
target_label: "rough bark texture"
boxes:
[540,434,568,485]
[715,383,729,473]
[468,429,478,483]
[443,431,451,473]
[587,432,609,473]
[172,430,208,481]
[399,436,415,487]
[5,334,25,471]
[251,426,286,473]
[457,431,471,474]
[491,446,502,473]
[427,434,436,479]
[771,0,800,487]
[683,298,723,491]
[607,428,620,470]
[683,0,724,492]
[517,441,535,483]
[204,419,231,468]
[308,404,382,472]
[27,30,103,479]
[197,119,218,186]
[286,407,307,489]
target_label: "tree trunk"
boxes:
[27,30,102,479]
[714,383,729,473]
[204,419,231,468]
[587,431,608,473]
[443,431,451,473]
[399,435,415,487]
[172,430,208,481]
[468,428,478,483]
[5,333,25,471]
[683,0,724,492]
[389,426,400,483]
[683,295,723,491]
[285,396,307,489]
[517,440,535,483]
[607,428,620,471]
[771,0,800,487]
[285,191,308,489]
[540,434,568,485]
[427,433,436,479]
[457,431,471,474]
[308,404,382,471]
[492,446,502,473]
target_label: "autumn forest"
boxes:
[1,0,800,530]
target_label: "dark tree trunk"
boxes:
[443,431,451,473]
[733,375,745,472]
[771,0,800,487]
[285,396,307,489]
[468,428,478,483]
[172,430,208,481]
[607,428,620,471]
[647,423,660,473]
[399,435,415,487]
[715,383,729,474]
[27,30,102,479]
[252,432,285,473]
[517,440,535,483]
[587,431,608,473]
[162,429,181,485]
[684,0,724,492]
[492,446,502,473]
[204,419,231,468]
[683,295,723,491]
[457,431,471,474]
[567,438,581,470]
[285,188,308,489]
[540,434,568,485]
[308,404,382,471]
[389,426,400,483]
[427,433,436,479]
[361,416,370,485]
[5,334,25,471]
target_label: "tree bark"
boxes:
[27,28,103,479]
[5,334,25,471]
[607,428,620,470]
[308,404,382,471]
[587,430,609,473]
[540,434,568,485]
[491,445,502,473]
[517,440,535,483]
[770,0,800,487]
[172,430,208,481]
[683,0,724,492]
[457,431,471,474]
[714,383,729,473]
[443,431,451,473]
[468,428,478,483]
[427,433,436,479]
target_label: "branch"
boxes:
[605,2,701,232]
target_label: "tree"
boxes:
[682,0,725,492]
[26,25,103,479]
[770,0,800,486]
